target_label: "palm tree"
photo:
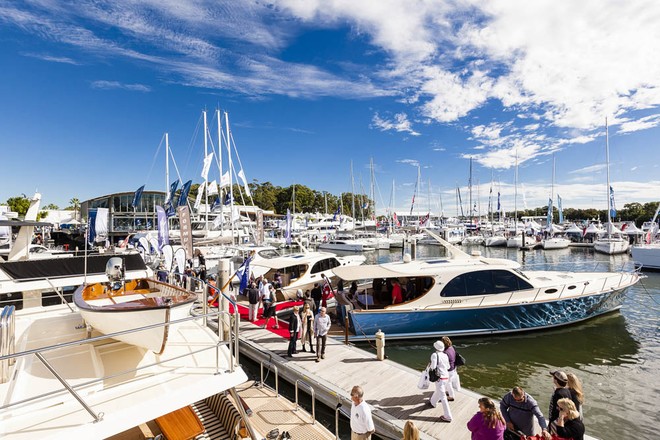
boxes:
[69,197,80,221]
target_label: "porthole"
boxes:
[567,285,577,290]
[545,288,558,294]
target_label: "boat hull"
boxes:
[631,244,660,270]
[594,238,629,255]
[347,289,627,339]
[542,237,570,250]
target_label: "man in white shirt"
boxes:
[350,385,375,440]
[313,307,331,362]
[259,278,272,318]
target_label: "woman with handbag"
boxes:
[427,340,452,423]
[441,336,461,401]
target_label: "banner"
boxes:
[201,152,214,180]
[156,205,169,250]
[256,209,264,245]
[546,198,553,228]
[224,192,233,205]
[557,194,564,224]
[131,185,145,209]
[285,208,292,245]
[166,180,179,204]
[210,195,221,211]
[194,181,206,210]
[87,209,97,245]
[95,207,109,238]
[609,186,617,218]
[332,206,341,222]
[177,205,193,257]
[237,169,251,197]
[178,180,192,207]
[220,171,231,188]
[207,180,219,195]
[497,192,501,212]
[420,212,430,226]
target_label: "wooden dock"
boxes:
[238,320,488,440]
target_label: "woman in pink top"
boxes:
[467,397,505,440]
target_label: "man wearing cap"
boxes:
[500,386,549,440]
[548,371,572,426]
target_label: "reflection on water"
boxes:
[345,244,660,440]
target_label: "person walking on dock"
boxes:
[428,341,452,423]
[350,385,375,440]
[287,306,301,357]
[500,386,548,440]
[311,283,322,313]
[428,340,452,423]
[441,336,461,401]
[314,307,331,362]
[245,282,260,322]
[261,285,279,329]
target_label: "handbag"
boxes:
[455,351,466,367]
[428,365,441,382]
[417,367,430,390]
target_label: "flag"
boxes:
[420,212,430,226]
[165,180,179,204]
[131,185,145,209]
[164,201,176,218]
[557,194,564,224]
[332,206,341,221]
[393,212,400,227]
[178,180,192,207]
[409,193,415,216]
[220,171,231,188]
[194,181,205,210]
[87,209,97,245]
[207,180,219,195]
[547,198,553,227]
[285,209,292,245]
[497,192,501,212]
[236,255,252,294]
[224,192,233,205]
[210,195,221,211]
[156,205,169,250]
[237,169,251,197]
[362,202,369,210]
[201,152,214,180]
[609,186,617,218]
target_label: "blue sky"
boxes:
[1,1,660,216]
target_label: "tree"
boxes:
[43,203,59,210]
[68,197,80,221]
[6,195,31,217]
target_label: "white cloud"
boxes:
[397,159,420,167]
[618,114,660,133]
[371,112,420,136]
[91,80,151,92]
[22,52,80,65]
[568,163,607,175]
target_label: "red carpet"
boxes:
[228,300,304,339]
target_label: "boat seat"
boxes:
[191,393,244,440]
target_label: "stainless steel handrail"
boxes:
[44,278,75,312]
[294,379,316,424]
[259,360,279,396]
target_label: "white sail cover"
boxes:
[162,244,174,271]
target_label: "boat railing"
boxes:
[259,360,279,396]
[294,379,316,424]
[0,305,16,383]
[0,308,236,421]
[334,395,351,440]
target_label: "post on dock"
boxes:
[344,316,349,345]
[218,258,231,341]
[375,329,385,360]
[410,239,417,260]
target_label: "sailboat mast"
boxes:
[606,117,612,238]
[203,110,209,232]
[514,151,518,232]
[216,109,223,231]
[165,133,170,200]
[370,158,375,225]
[225,111,235,244]
[350,161,355,228]
[468,158,473,223]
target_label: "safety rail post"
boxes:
[259,361,279,396]
[334,397,350,440]
[44,278,75,312]
[35,352,104,423]
[294,379,316,424]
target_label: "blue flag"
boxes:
[87,209,97,245]
[132,185,145,209]
[210,195,221,211]
[557,194,564,224]
[609,186,617,218]
[497,192,501,212]
[237,255,252,294]
[178,180,192,207]
[164,201,176,218]
[332,206,341,221]
[166,180,179,204]
[547,198,553,226]
[224,192,233,205]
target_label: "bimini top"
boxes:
[251,251,341,269]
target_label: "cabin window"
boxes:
[311,258,340,274]
[545,288,558,294]
[441,270,533,297]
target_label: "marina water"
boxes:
[348,244,660,440]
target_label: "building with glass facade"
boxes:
[81,191,166,243]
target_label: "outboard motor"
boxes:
[105,257,124,291]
